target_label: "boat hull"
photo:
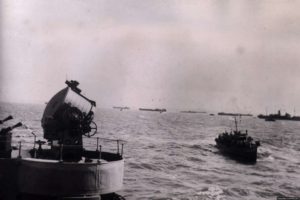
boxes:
[216,143,257,163]
[0,156,124,200]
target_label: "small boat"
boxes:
[215,117,260,163]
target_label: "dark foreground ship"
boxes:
[0,80,125,200]
[215,118,260,163]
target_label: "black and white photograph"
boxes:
[1,1,300,199]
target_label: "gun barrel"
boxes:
[0,115,13,124]
[11,122,22,130]
[0,122,22,135]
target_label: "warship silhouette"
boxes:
[258,110,300,121]
[218,112,253,117]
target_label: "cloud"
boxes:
[1,0,300,113]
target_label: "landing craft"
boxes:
[215,117,260,163]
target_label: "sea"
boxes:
[0,102,299,200]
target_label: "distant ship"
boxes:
[218,112,253,117]
[257,110,300,121]
[215,117,260,163]
[180,111,206,114]
[139,108,167,113]
[113,106,130,111]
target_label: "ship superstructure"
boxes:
[0,80,125,200]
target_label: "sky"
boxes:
[1,0,300,114]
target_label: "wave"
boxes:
[1,103,299,199]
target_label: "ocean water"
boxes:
[0,102,299,200]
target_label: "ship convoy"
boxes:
[2,80,293,199]
[0,80,125,200]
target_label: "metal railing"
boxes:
[1,130,126,161]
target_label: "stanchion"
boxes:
[59,143,63,162]
[18,141,22,159]
[121,143,124,156]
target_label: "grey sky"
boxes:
[1,0,300,113]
